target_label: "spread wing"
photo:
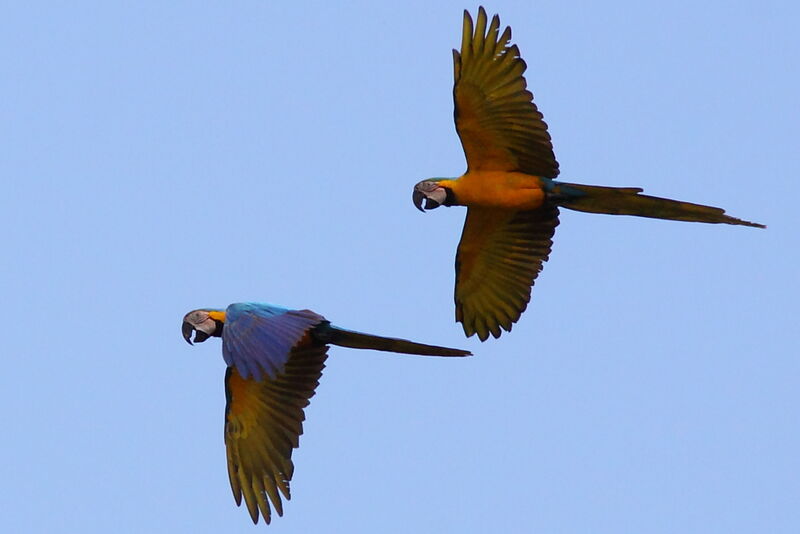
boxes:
[223,303,325,381]
[455,205,559,340]
[453,7,559,177]
[224,340,328,524]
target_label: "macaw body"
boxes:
[181,302,469,525]
[440,171,547,210]
[413,7,764,342]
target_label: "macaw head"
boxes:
[182,309,225,345]
[413,179,454,211]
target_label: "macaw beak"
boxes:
[182,321,195,344]
[412,190,427,212]
[182,321,211,344]
[412,190,441,212]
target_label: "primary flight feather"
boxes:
[182,302,469,525]
[413,7,764,341]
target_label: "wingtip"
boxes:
[248,509,260,525]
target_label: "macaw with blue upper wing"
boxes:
[181,302,469,525]
[412,7,765,342]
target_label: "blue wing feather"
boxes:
[222,303,325,380]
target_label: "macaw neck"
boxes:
[430,178,459,206]
[208,310,227,323]
[208,320,225,338]
[206,310,226,338]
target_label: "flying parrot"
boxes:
[181,302,469,525]
[412,7,765,342]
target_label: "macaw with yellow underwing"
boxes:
[413,7,765,342]
[181,302,470,525]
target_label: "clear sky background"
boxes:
[2,1,798,532]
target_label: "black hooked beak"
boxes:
[182,321,211,345]
[182,321,195,344]
[412,190,440,212]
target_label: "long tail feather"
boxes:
[555,182,765,228]
[312,323,471,357]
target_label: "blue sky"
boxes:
[2,1,798,532]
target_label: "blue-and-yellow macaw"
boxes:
[181,302,469,525]
[412,7,765,342]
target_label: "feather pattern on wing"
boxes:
[222,303,324,380]
[453,7,559,177]
[455,205,559,340]
[224,340,328,524]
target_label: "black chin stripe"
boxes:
[212,320,224,337]
[443,187,456,206]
